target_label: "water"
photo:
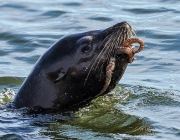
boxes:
[0,0,180,139]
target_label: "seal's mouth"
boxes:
[95,22,144,97]
[91,22,134,66]
[116,37,144,63]
[98,21,144,63]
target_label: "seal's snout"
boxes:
[121,21,131,28]
[123,22,132,30]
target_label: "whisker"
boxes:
[132,29,137,37]
[84,34,114,85]
[97,30,121,73]
[84,24,132,86]
[93,34,115,71]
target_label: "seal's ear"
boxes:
[46,69,66,83]
[54,72,65,83]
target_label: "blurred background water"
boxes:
[0,0,180,139]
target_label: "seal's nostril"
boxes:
[122,21,128,24]
[112,21,131,29]
[123,22,132,30]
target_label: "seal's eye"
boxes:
[81,43,92,53]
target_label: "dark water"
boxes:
[0,0,180,139]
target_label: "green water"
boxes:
[0,0,180,139]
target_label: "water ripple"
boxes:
[1,0,180,139]
[41,10,68,18]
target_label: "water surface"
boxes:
[0,0,180,139]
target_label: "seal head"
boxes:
[12,22,135,111]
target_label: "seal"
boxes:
[11,21,144,112]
